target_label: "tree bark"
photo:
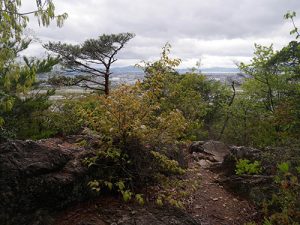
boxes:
[218,81,236,140]
[104,73,109,95]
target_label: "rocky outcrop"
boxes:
[188,141,205,153]
[0,138,93,225]
[190,141,266,173]
[189,141,276,201]
[216,145,274,201]
[189,140,231,168]
[221,146,263,175]
[0,138,202,225]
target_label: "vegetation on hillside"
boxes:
[1,1,300,224]
[0,0,67,140]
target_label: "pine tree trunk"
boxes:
[104,73,109,95]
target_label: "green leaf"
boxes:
[156,198,163,207]
[122,190,132,202]
[277,162,289,173]
[135,194,144,205]
[115,181,125,191]
[104,181,113,190]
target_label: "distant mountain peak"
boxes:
[111,65,240,74]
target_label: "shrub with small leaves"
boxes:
[249,162,300,225]
[235,159,262,175]
[81,83,188,203]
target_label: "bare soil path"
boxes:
[184,160,257,225]
[54,161,257,225]
[52,138,258,225]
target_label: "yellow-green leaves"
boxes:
[35,1,68,28]
[88,180,101,192]
[0,117,4,127]
[135,194,144,205]
[116,181,126,191]
[155,197,163,207]
[0,95,15,112]
[104,181,113,191]
[0,0,66,139]
[235,159,262,176]
[121,190,133,202]
[80,78,187,205]
[80,84,187,147]
[151,151,185,175]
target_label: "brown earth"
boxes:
[54,197,199,225]
[0,137,258,225]
[184,160,257,225]
[53,153,258,225]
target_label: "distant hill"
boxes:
[108,66,245,85]
[110,66,144,75]
[110,66,240,74]
[39,65,245,86]
[195,67,240,73]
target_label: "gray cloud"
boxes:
[23,0,300,68]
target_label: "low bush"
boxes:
[248,162,300,225]
[235,159,262,175]
[80,84,188,201]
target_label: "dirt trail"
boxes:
[52,138,258,225]
[54,161,257,225]
[185,161,257,225]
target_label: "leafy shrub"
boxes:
[0,89,85,140]
[139,44,231,141]
[249,162,300,225]
[150,151,185,175]
[80,83,188,200]
[262,163,300,225]
[43,99,84,136]
[235,159,262,175]
[0,90,54,140]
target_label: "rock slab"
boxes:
[0,139,91,225]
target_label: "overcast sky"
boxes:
[22,0,300,68]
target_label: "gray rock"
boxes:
[202,141,230,162]
[189,141,230,163]
[0,138,201,225]
[188,141,205,153]
[217,145,276,201]
[221,146,263,176]
[0,139,92,225]
[230,146,261,160]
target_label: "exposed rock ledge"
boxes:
[189,140,276,202]
[0,138,93,225]
[0,138,200,225]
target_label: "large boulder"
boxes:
[1,138,201,225]
[221,146,263,176]
[188,141,205,153]
[218,146,276,202]
[189,141,231,165]
[218,174,274,202]
[0,139,93,225]
[202,141,231,162]
[189,142,275,201]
